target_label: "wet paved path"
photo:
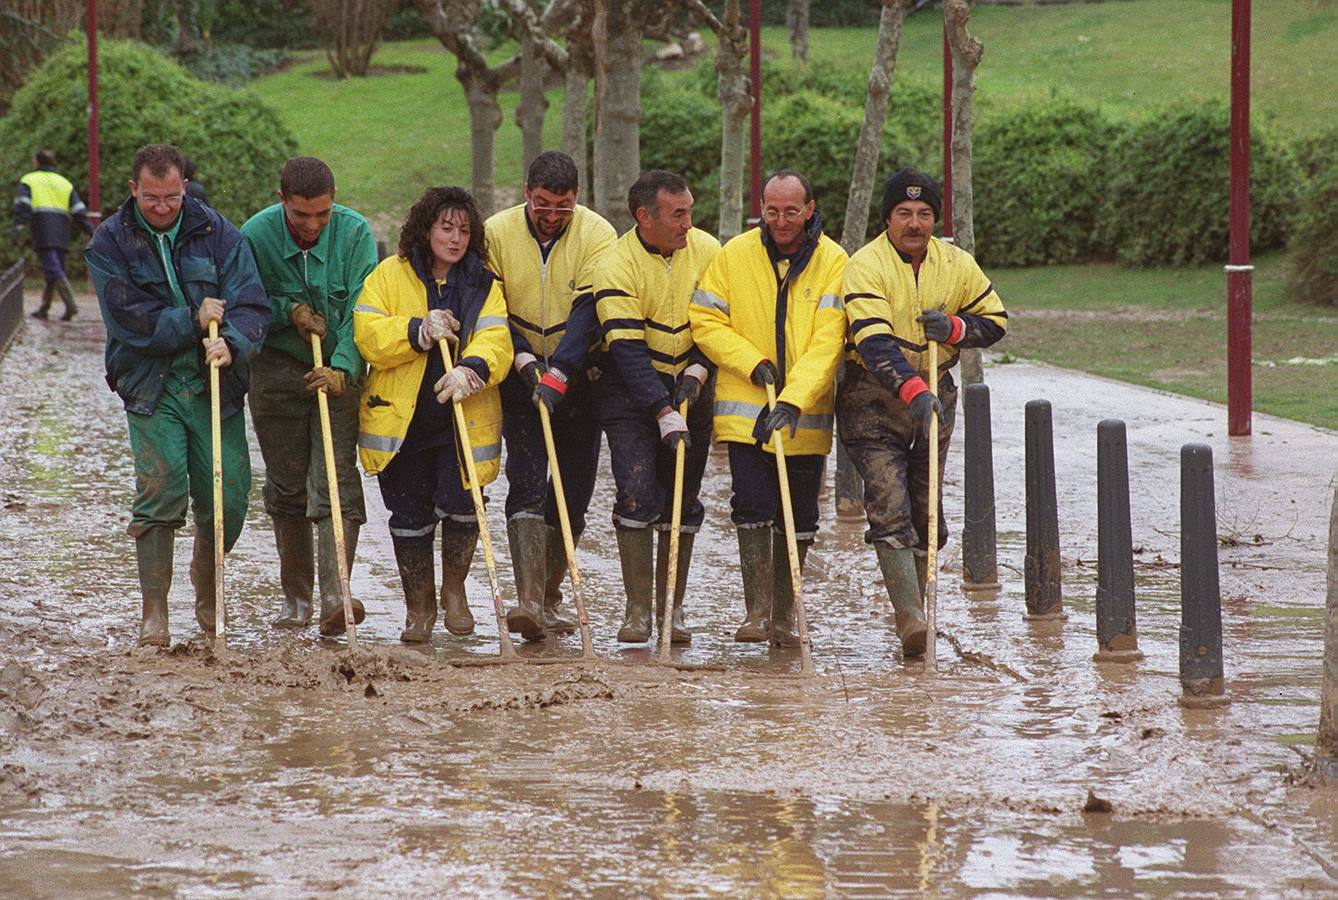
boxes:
[1,298,1335,895]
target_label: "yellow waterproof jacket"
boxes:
[596,226,720,413]
[689,218,848,455]
[484,203,616,375]
[354,253,512,482]
[844,235,1007,388]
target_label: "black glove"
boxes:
[532,367,568,413]
[908,390,942,432]
[752,401,800,442]
[750,360,778,386]
[519,359,546,389]
[663,430,691,451]
[917,309,954,343]
[671,374,702,409]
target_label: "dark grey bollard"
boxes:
[961,383,1000,595]
[376,239,388,261]
[1094,419,1142,661]
[1024,399,1065,620]
[1179,443,1229,707]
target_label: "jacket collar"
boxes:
[117,193,212,242]
[761,209,824,279]
[409,246,484,291]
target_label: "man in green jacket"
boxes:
[242,156,378,635]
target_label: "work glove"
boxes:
[657,409,690,449]
[197,296,225,332]
[417,308,460,350]
[750,359,779,387]
[917,309,960,344]
[908,390,942,433]
[202,335,232,368]
[532,367,568,413]
[304,366,346,397]
[514,351,547,388]
[435,364,485,405]
[290,303,327,340]
[672,363,709,409]
[752,401,799,443]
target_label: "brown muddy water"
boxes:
[2,299,1336,896]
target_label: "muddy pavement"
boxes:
[2,298,1337,896]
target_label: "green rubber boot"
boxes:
[56,276,77,320]
[135,527,174,647]
[394,540,436,644]
[655,530,695,645]
[733,527,772,642]
[504,517,548,642]
[615,525,654,643]
[271,516,314,628]
[439,527,478,636]
[189,530,218,634]
[32,283,53,319]
[317,518,365,637]
[875,543,928,658]
[770,532,811,648]
[542,525,579,635]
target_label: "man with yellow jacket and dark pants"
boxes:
[839,169,1007,658]
[689,170,848,647]
[486,151,616,641]
[596,170,719,645]
[355,187,511,643]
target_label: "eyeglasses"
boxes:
[139,193,184,209]
[530,204,575,217]
[762,208,807,224]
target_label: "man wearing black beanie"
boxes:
[837,167,1008,659]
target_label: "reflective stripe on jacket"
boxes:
[354,254,512,481]
[596,226,720,415]
[844,235,1008,389]
[689,217,848,455]
[242,203,377,378]
[15,168,92,251]
[484,203,615,375]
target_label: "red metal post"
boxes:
[1227,0,1251,435]
[748,0,762,226]
[86,0,102,228]
[942,25,953,239]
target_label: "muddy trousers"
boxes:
[249,346,366,627]
[835,365,955,554]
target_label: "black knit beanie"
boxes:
[880,168,942,221]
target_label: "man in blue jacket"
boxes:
[86,143,270,647]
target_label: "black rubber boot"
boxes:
[733,527,772,642]
[189,530,219,634]
[439,527,478,636]
[395,540,436,644]
[318,518,366,637]
[542,525,578,635]
[770,532,812,648]
[615,526,654,643]
[504,517,547,641]
[32,282,54,319]
[271,516,314,628]
[655,530,695,645]
[135,527,174,647]
[875,543,928,658]
[56,276,77,320]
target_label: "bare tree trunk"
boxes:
[945,0,984,385]
[591,0,645,233]
[516,32,549,172]
[787,0,810,64]
[172,0,203,55]
[463,71,503,216]
[313,0,396,78]
[716,0,750,240]
[840,0,912,255]
[562,36,592,197]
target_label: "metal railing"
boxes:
[0,260,24,362]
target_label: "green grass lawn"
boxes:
[995,253,1338,430]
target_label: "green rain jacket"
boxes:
[241,202,378,378]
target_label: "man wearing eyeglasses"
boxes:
[689,169,848,647]
[485,150,616,641]
[838,169,1007,659]
[86,143,271,647]
[242,156,378,635]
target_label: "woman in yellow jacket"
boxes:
[354,187,512,643]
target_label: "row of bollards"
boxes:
[960,387,1228,707]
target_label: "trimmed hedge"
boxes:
[0,38,296,269]
[1097,102,1297,267]
[1287,130,1338,306]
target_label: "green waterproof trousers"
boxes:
[125,376,251,550]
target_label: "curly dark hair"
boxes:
[398,186,485,263]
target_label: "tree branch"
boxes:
[497,0,570,70]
